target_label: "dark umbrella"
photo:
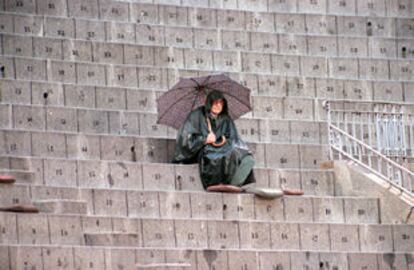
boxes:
[157,74,252,130]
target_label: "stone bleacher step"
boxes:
[0,102,329,145]
[0,169,33,184]
[0,128,330,169]
[0,176,39,213]
[2,155,336,196]
[31,185,82,201]
[84,232,140,247]
[136,263,191,269]
[4,0,414,24]
[5,210,410,252]
[2,244,414,270]
[33,199,87,215]
[0,77,410,115]
[0,184,32,206]
[2,183,380,223]
[84,189,381,224]
[79,220,414,253]
[2,12,413,57]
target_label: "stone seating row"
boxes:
[0,155,336,195]
[1,77,411,107]
[2,33,413,64]
[1,212,412,252]
[85,220,412,252]
[63,181,335,212]
[5,152,411,196]
[2,0,413,22]
[0,79,319,110]
[2,245,413,270]
[0,99,327,137]
[0,184,379,223]
[1,56,413,90]
[5,101,414,146]
[0,129,330,168]
[85,220,409,252]
[0,104,328,144]
[0,81,330,122]
[6,11,413,41]
[0,182,87,215]
[2,101,412,150]
[120,0,414,16]
[1,12,412,55]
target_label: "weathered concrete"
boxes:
[333,160,414,224]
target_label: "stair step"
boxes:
[3,244,413,270]
[136,263,191,269]
[85,232,140,247]
[3,184,380,223]
[0,185,32,206]
[31,185,81,201]
[0,155,336,195]
[34,200,87,215]
[0,128,330,170]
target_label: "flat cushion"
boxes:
[0,204,39,213]
[0,175,15,184]
[207,184,242,193]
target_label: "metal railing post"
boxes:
[324,100,334,160]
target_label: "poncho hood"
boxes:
[205,90,229,116]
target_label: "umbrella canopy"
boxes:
[157,74,252,130]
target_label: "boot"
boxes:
[282,188,304,196]
[241,183,284,199]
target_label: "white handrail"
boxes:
[332,110,406,116]
[327,101,413,157]
[330,124,411,171]
[325,101,413,195]
[330,143,413,195]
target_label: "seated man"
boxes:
[172,90,254,192]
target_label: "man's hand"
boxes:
[205,133,217,144]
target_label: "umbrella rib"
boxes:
[163,85,197,93]
[157,90,199,122]
[190,90,201,113]
[167,76,247,95]
[204,79,248,90]
[204,75,249,88]
[201,75,212,85]
[190,78,201,88]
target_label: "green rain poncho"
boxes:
[172,91,255,189]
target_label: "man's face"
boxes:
[211,99,224,115]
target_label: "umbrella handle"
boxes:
[212,136,226,147]
[206,116,227,148]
